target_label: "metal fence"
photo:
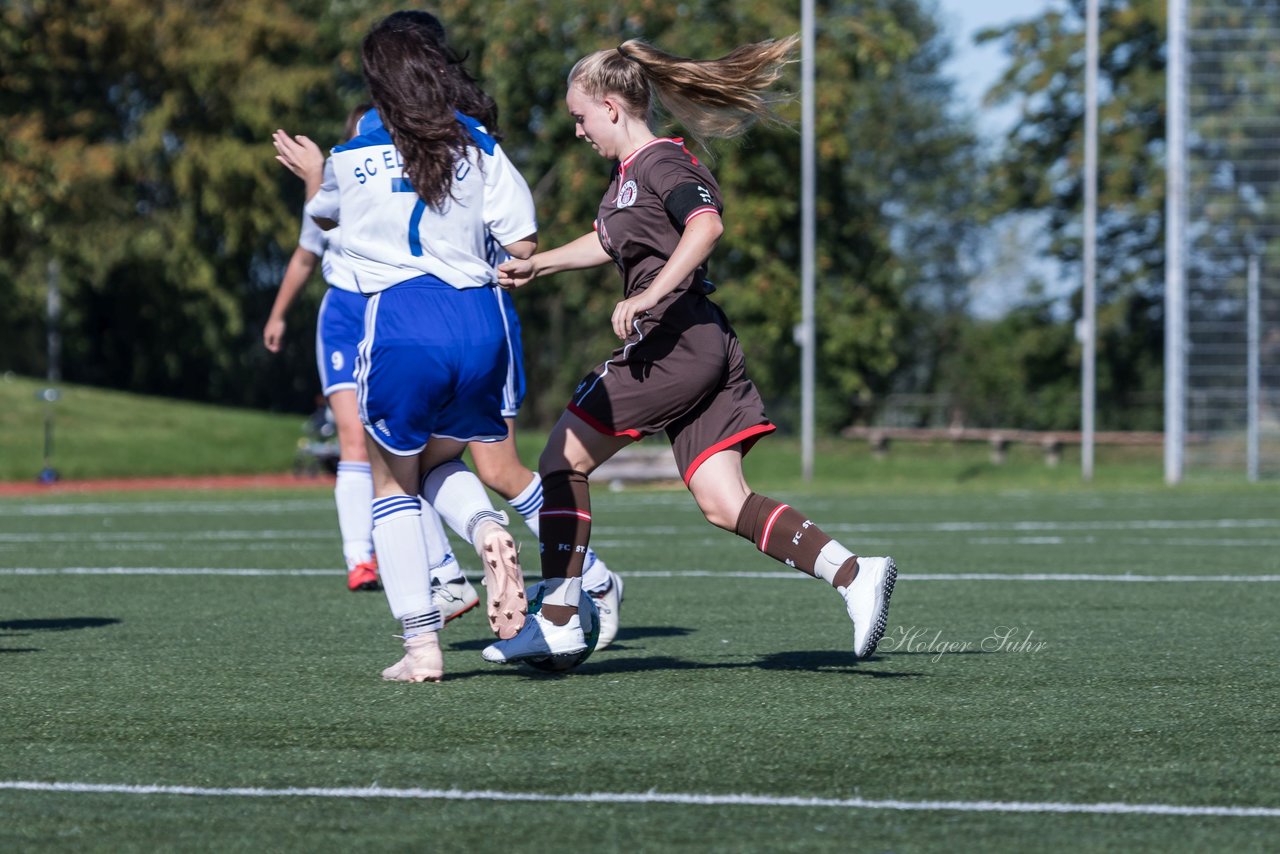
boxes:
[1180,0,1280,479]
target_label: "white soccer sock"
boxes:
[513,472,610,591]
[335,461,374,568]
[419,459,506,544]
[509,472,543,536]
[813,540,857,587]
[370,495,439,636]
[581,549,610,592]
[419,499,465,583]
[540,576,583,609]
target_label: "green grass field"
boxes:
[0,374,302,480]
[2,481,1278,851]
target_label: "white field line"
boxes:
[0,500,332,517]
[0,530,328,544]
[1,567,1279,583]
[0,780,1276,818]
[5,535,1280,554]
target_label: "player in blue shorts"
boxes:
[273,17,539,682]
[445,269,626,650]
[266,100,486,602]
[265,104,387,593]
[322,11,627,648]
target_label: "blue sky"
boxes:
[936,0,1057,129]
[932,0,1068,314]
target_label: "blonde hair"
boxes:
[568,36,798,149]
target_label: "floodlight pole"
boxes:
[1247,254,1260,482]
[41,259,62,484]
[1082,0,1099,482]
[799,0,816,481]
[1165,0,1188,484]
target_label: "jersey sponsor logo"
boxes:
[697,184,714,206]
[616,179,638,208]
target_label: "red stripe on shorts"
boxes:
[567,402,644,440]
[683,423,778,485]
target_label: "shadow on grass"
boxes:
[1,617,121,654]
[445,650,923,681]
[0,617,121,632]
[880,655,988,660]
[449,624,693,653]
[754,649,923,675]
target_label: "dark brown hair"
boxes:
[361,18,499,207]
[377,11,501,137]
[342,102,373,143]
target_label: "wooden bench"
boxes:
[841,426,1166,466]
[591,444,682,486]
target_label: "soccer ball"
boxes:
[523,581,600,672]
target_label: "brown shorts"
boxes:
[567,295,775,484]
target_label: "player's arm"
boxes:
[263,246,320,353]
[502,234,538,260]
[610,212,723,339]
[497,231,611,290]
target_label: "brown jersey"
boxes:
[594,138,722,317]
[569,138,775,484]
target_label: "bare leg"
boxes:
[688,445,897,658]
[469,419,531,501]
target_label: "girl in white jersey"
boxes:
[264,104,387,593]
[273,18,537,683]
[267,102,479,605]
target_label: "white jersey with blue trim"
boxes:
[297,207,359,293]
[304,109,536,294]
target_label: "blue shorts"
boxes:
[357,277,510,455]
[494,288,526,418]
[315,287,367,396]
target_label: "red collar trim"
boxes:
[619,137,684,175]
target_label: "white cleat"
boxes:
[587,571,624,651]
[381,632,444,683]
[482,610,586,664]
[475,523,527,640]
[839,556,897,659]
[431,576,481,624]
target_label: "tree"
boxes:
[0,0,367,409]
[1,0,990,434]
[976,0,1166,429]
[444,0,976,430]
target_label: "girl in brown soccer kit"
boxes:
[486,37,896,665]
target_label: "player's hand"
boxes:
[611,290,660,339]
[272,130,324,183]
[497,258,535,290]
[263,318,286,353]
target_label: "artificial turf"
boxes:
[1,484,1278,851]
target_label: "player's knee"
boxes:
[537,447,573,476]
[696,496,738,532]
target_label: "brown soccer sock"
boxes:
[734,492,834,577]
[539,469,592,580]
[538,470,593,626]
